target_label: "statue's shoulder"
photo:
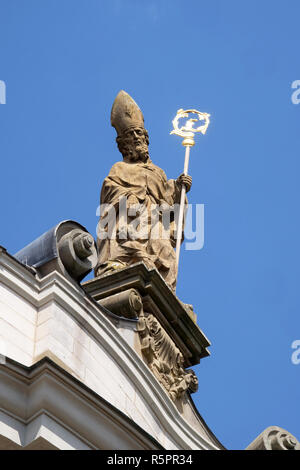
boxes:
[149,161,167,180]
[110,161,126,169]
[108,161,127,174]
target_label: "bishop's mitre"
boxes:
[111,90,145,136]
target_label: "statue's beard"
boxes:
[123,142,149,163]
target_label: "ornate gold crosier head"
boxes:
[170,108,210,147]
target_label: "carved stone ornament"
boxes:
[246,426,300,450]
[137,311,198,402]
[15,220,97,283]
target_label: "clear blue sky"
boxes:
[0,0,299,450]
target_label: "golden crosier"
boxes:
[170,108,210,147]
[170,107,210,282]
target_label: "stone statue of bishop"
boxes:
[95,90,192,291]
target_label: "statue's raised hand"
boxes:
[176,174,192,193]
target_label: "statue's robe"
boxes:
[95,159,185,291]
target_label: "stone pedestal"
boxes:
[82,263,210,403]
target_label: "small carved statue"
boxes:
[95,90,192,291]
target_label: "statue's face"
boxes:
[119,127,149,163]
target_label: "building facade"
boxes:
[0,222,298,450]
